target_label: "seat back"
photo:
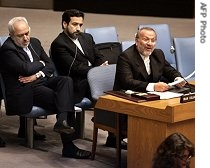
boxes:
[121,40,135,51]
[84,26,119,44]
[87,64,117,129]
[138,24,176,68]
[173,37,195,80]
[87,64,116,101]
[88,64,125,167]
[0,36,8,47]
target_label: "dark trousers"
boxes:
[33,76,75,113]
[19,76,77,147]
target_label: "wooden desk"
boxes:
[95,95,195,168]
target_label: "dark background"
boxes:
[53,0,195,18]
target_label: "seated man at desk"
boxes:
[106,27,186,148]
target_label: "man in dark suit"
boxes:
[109,27,187,148]
[114,27,186,92]
[50,9,128,149]
[50,9,108,104]
[0,17,91,159]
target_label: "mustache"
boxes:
[73,31,81,35]
[72,31,81,39]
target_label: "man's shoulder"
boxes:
[80,32,93,40]
[0,37,15,50]
[153,48,164,55]
[30,37,41,43]
[51,32,67,44]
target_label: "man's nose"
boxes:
[76,25,81,31]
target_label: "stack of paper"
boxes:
[148,91,183,100]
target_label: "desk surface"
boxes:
[95,94,195,168]
[95,94,195,123]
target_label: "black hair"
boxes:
[152,133,195,168]
[62,9,84,29]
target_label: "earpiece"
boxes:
[29,44,40,58]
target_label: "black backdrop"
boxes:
[53,0,195,18]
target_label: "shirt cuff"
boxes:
[39,71,45,78]
[174,77,183,81]
[146,83,155,92]
[39,60,45,66]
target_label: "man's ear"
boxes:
[63,21,67,29]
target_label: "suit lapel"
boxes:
[134,52,148,80]
[150,54,159,81]
[63,33,88,59]
[78,36,89,57]
[17,47,31,62]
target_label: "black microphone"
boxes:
[179,77,195,103]
[177,74,195,94]
[181,71,195,93]
[168,72,195,94]
[170,45,175,54]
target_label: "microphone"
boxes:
[170,45,175,54]
[179,77,195,103]
[168,71,195,94]
[178,72,195,93]
[181,71,195,93]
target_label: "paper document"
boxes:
[168,71,195,86]
[148,91,183,100]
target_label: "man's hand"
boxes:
[154,82,170,92]
[18,74,37,83]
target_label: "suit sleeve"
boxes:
[30,38,55,77]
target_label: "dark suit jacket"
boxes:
[50,32,104,102]
[0,37,54,115]
[113,45,181,92]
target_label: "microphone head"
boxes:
[170,46,175,54]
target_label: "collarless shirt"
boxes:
[23,47,33,62]
[71,38,91,66]
[71,38,84,54]
[140,54,151,75]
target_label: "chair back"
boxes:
[138,24,176,68]
[173,37,195,80]
[121,40,135,51]
[84,26,119,44]
[89,64,125,167]
[87,64,116,101]
[0,36,8,47]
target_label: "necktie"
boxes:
[23,47,33,62]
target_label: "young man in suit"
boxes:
[50,9,126,149]
[0,17,91,159]
[50,9,108,104]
